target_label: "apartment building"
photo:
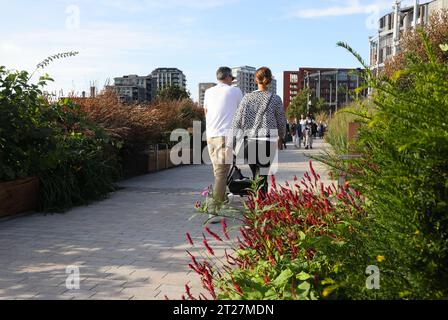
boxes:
[113,75,153,103]
[112,68,187,103]
[231,66,277,95]
[198,83,216,107]
[369,0,448,73]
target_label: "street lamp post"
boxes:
[329,80,333,118]
[307,97,312,115]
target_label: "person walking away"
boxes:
[283,121,289,149]
[305,116,314,149]
[227,67,286,195]
[304,123,311,149]
[203,67,243,213]
[299,114,307,147]
[311,118,318,139]
[320,121,326,139]
[291,121,298,148]
[317,121,324,139]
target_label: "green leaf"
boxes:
[264,288,278,300]
[245,290,264,300]
[297,271,312,281]
[272,269,294,287]
[321,278,335,285]
[297,281,311,297]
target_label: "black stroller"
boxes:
[226,164,254,197]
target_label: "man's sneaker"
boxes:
[225,193,235,205]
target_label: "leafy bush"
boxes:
[38,99,120,212]
[319,34,448,299]
[0,68,59,181]
[0,66,120,212]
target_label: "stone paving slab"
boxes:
[0,140,333,300]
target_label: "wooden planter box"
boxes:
[122,152,149,179]
[348,122,361,141]
[147,149,157,173]
[0,177,39,218]
[157,149,168,171]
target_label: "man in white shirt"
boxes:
[203,67,243,209]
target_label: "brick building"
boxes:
[283,68,366,114]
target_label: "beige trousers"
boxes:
[207,137,231,203]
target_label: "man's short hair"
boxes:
[216,67,234,81]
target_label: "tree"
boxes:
[287,89,328,120]
[286,88,310,120]
[312,97,326,115]
[156,85,191,101]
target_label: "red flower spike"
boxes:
[205,226,223,242]
[270,175,277,189]
[202,234,215,255]
[314,274,319,287]
[185,284,196,300]
[221,218,230,240]
[231,276,243,295]
[186,233,194,246]
[188,263,202,275]
[187,250,200,268]
[264,271,270,284]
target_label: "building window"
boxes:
[290,74,298,83]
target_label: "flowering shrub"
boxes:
[73,90,204,153]
[179,161,365,300]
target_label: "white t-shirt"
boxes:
[203,83,243,139]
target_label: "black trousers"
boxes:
[245,139,277,195]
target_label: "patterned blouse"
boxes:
[227,91,287,146]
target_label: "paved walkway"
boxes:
[0,140,333,300]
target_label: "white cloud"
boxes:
[89,0,240,12]
[0,22,192,96]
[291,0,393,18]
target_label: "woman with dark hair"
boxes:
[227,67,287,194]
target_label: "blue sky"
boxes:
[0,0,418,101]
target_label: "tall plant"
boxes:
[317,33,448,299]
